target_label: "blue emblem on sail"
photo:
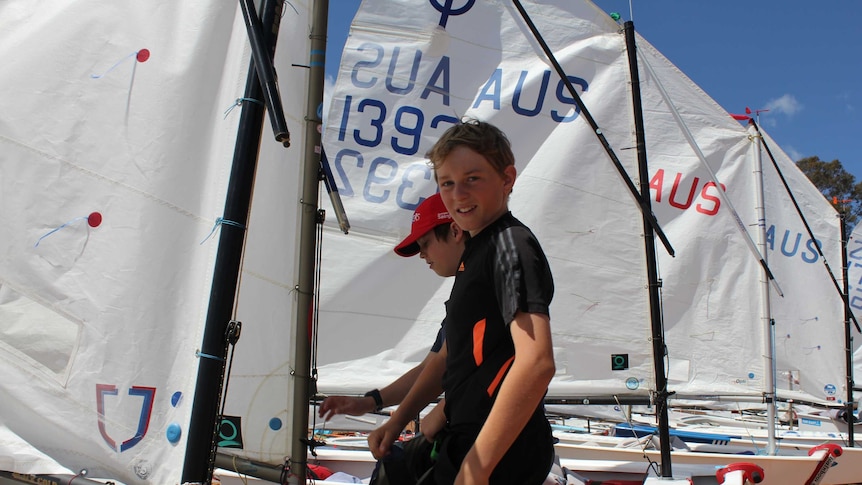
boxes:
[96,384,156,452]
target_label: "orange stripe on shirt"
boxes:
[487,356,515,397]
[472,319,486,366]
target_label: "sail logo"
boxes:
[429,0,475,28]
[96,384,156,452]
[218,415,244,449]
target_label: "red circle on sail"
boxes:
[88,212,103,227]
[136,49,151,63]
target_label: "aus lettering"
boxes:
[351,43,452,105]
[649,169,724,216]
[764,225,820,263]
[348,42,589,122]
[472,68,588,122]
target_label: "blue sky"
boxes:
[324,0,862,182]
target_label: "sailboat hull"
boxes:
[555,442,845,485]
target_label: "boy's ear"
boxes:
[503,165,517,193]
[451,222,465,241]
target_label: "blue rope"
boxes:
[223,97,264,118]
[196,350,224,362]
[90,51,140,79]
[34,216,89,247]
[200,217,246,244]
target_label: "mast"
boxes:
[182,0,287,482]
[287,0,330,482]
[840,212,856,447]
[623,21,673,477]
[751,119,777,454]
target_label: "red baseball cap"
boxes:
[394,193,453,257]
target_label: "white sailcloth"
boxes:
[0,1,287,483]
[319,0,655,400]
[753,127,845,406]
[318,0,847,411]
[318,0,761,404]
[845,217,862,388]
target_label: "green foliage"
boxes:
[796,156,862,227]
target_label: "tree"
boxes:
[796,156,862,227]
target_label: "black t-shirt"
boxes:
[438,212,554,484]
[430,320,445,353]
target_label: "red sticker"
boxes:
[88,212,103,227]
[136,49,150,63]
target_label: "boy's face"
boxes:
[436,145,515,236]
[416,224,463,277]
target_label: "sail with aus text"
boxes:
[317,0,845,410]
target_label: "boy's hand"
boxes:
[318,395,374,420]
[367,421,402,460]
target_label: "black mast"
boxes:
[840,213,856,447]
[182,0,285,482]
[623,20,673,477]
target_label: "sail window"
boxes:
[0,285,79,378]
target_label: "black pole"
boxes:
[624,20,673,477]
[182,1,284,483]
[841,213,856,447]
[239,0,290,146]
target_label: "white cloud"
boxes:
[764,94,802,117]
[783,145,803,161]
[836,91,855,113]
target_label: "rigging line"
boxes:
[510,0,674,257]
[613,396,662,475]
[636,49,784,298]
[308,207,326,435]
[750,120,862,334]
[735,400,763,454]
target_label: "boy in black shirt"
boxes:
[368,119,555,485]
[431,119,556,484]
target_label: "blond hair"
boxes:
[426,119,515,177]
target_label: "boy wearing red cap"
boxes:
[320,194,466,484]
[318,193,465,420]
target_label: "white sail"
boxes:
[754,126,845,406]
[318,0,761,403]
[318,0,847,409]
[318,0,656,399]
[634,42,845,405]
[844,206,862,393]
[214,0,315,468]
[0,1,290,483]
